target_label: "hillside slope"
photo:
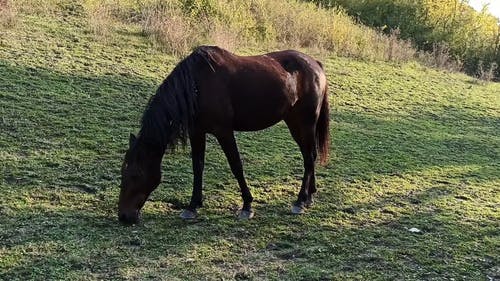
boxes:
[1,4,499,281]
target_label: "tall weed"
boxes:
[477,61,498,82]
[84,1,113,38]
[0,0,17,27]
[141,1,200,56]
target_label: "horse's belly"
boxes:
[233,114,283,131]
[232,95,292,131]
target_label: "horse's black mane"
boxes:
[138,46,216,150]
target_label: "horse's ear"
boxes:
[129,133,137,147]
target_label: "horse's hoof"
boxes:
[238,209,254,220]
[291,204,306,214]
[180,209,197,220]
[305,198,314,208]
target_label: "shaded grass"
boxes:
[1,4,499,281]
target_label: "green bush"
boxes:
[312,0,500,78]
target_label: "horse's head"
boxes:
[118,134,162,224]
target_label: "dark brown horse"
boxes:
[118,46,329,224]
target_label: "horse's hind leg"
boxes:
[215,131,254,219]
[285,117,317,214]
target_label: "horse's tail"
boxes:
[316,83,330,165]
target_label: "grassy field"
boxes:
[1,3,499,281]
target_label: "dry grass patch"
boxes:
[88,0,419,62]
[12,0,57,16]
[141,3,200,57]
[0,0,17,27]
[382,28,416,62]
[207,21,240,52]
[84,1,113,38]
[417,43,463,73]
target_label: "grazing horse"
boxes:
[118,46,329,224]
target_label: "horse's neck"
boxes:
[136,135,166,163]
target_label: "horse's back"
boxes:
[193,46,325,133]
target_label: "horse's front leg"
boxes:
[215,131,254,219]
[180,132,206,220]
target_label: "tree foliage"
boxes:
[314,0,500,78]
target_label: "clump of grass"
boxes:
[0,0,17,27]
[257,0,326,49]
[141,2,200,57]
[84,1,113,38]
[383,28,416,62]
[203,0,261,51]
[12,0,57,16]
[207,20,240,51]
[418,43,463,73]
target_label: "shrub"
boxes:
[312,0,500,79]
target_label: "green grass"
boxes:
[1,4,499,281]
